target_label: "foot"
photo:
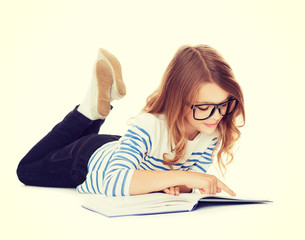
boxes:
[99,48,126,100]
[95,58,114,117]
[78,49,125,120]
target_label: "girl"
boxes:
[17,45,245,197]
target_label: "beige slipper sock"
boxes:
[99,48,126,101]
[78,52,114,120]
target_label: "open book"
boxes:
[81,193,272,217]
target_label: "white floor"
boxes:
[2,178,302,240]
[1,1,305,239]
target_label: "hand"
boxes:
[163,185,192,196]
[163,186,180,196]
[200,187,222,195]
[184,172,236,196]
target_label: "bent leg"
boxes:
[17,106,104,167]
[16,106,107,186]
[16,47,126,188]
[17,134,120,187]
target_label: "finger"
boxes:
[170,187,175,195]
[163,188,170,194]
[217,180,236,196]
[174,186,180,196]
[209,178,213,195]
[209,175,217,194]
[216,187,222,193]
[212,177,217,194]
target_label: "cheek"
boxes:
[185,108,194,122]
[187,115,203,131]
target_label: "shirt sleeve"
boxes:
[188,137,218,173]
[101,119,153,197]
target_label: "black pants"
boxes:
[16,106,121,188]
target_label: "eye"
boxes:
[198,106,209,111]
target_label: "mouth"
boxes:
[203,121,219,128]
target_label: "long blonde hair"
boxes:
[142,45,245,174]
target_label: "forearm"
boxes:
[129,170,187,195]
[129,169,235,196]
[177,185,192,193]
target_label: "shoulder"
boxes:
[134,113,164,123]
[130,113,167,142]
[133,113,166,130]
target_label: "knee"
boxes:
[16,169,26,185]
[16,162,29,185]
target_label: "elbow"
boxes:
[102,169,132,197]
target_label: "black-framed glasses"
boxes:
[190,98,238,121]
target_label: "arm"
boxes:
[129,169,235,196]
[129,170,184,195]
[161,138,219,196]
[101,125,150,196]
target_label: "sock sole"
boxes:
[95,59,114,117]
[99,48,126,97]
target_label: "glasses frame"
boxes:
[190,98,239,121]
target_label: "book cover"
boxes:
[81,193,272,217]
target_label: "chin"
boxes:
[199,126,218,135]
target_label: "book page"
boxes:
[81,193,199,217]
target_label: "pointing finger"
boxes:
[216,180,236,196]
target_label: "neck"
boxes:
[184,122,199,140]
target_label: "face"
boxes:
[184,83,229,140]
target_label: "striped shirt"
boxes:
[76,113,218,196]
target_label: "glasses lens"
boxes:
[194,105,214,120]
[220,99,237,115]
[193,99,238,120]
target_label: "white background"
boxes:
[1,0,304,239]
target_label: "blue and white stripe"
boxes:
[77,124,151,196]
[77,120,218,196]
